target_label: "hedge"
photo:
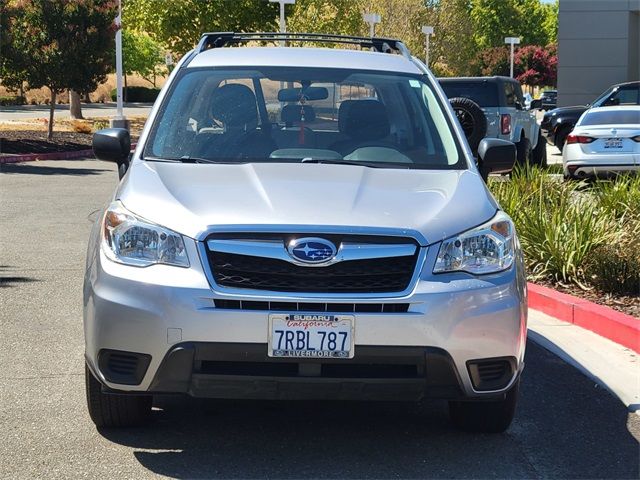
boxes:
[110,86,160,103]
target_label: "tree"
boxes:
[288,0,364,38]
[4,0,116,138]
[515,44,557,87]
[541,0,558,45]
[477,43,557,87]
[123,30,165,87]
[477,46,511,77]
[470,0,550,50]
[421,0,478,77]
[123,0,279,56]
[0,2,27,95]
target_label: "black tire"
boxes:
[85,364,152,428]
[516,136,531,166]
[531,130,547,167]
[555,125,571,152]
[449,97,487,154]
[448,380,519,433]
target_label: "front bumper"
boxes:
[84,240,528,400]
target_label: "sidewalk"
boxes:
[528,309,639,413]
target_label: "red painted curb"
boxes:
[528,282,639,353]
[0,143,137,164]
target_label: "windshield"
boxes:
[591,87,615,107]
[579,110,640,126]
[144,67,463,169]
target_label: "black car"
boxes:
[540,81,640,151]
[539,90,557,110]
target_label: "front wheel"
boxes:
[85,364,152,427]
[448,380,519,433]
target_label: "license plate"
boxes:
[604,138,623,149]
[268,313,354,358]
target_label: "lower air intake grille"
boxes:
[467,358,515,391]
[98,349,152,386]
[214,299,410,313]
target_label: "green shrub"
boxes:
[0,95,26,106]
[93,119,109,132]
[586,245,640,296]
[592,174,640,221]
[489,165,621,284]
[110,86,160,103]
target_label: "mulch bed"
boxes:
[535,279,639,319]
[0,130,93,154]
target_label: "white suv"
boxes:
[86,33,526,433]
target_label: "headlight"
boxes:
[101,201,189,267]
[433,211,514,275]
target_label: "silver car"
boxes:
[563,106,640,179]
[85,33,526,433]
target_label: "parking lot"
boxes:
[0,159,638,479]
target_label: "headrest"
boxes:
[210,83,257,129]
[338,99,390,140]
[281,104,316,124]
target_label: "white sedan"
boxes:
[563,106,640,179]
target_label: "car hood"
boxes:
[117,161,497,245]
[546,105,588,117]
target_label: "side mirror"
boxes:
[477,138,516,181]
[530,99,542,110]
[93,128,131,162]
[515,101,523,111]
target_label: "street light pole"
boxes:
[363,13,381,38]
[504,36,521,78]
[421,26,434,69]
[270,0,295,47]
[111,0,128,129]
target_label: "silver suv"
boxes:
[85,33,527,433]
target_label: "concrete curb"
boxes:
[528,282,639,353]
[0,143,137,164]
[0,149,94,164]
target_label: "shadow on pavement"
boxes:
[0,162,109,176]
[97,341,639,479]
[0,265,39,288]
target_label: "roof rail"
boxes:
[194,32,412,59]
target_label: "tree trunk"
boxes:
[83,91,91,103]
[48,89,56,140]
[124,74,128,103]
[69,90,83,119]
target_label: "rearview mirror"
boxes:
[477,138,516,181]
[530,99,542,109]
[278,87,329,102]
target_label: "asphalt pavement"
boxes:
[0,159,637,479]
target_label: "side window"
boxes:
[504,83,516,107]
[514,83,525,106]
[612,86,639,105]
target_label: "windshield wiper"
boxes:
[143,155,234,164]
[300,158,411,169]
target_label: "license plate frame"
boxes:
[603,138,623,149]
[268,313,355,359]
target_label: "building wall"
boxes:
[557,0,640,107]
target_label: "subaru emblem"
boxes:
[287,237,337,264]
